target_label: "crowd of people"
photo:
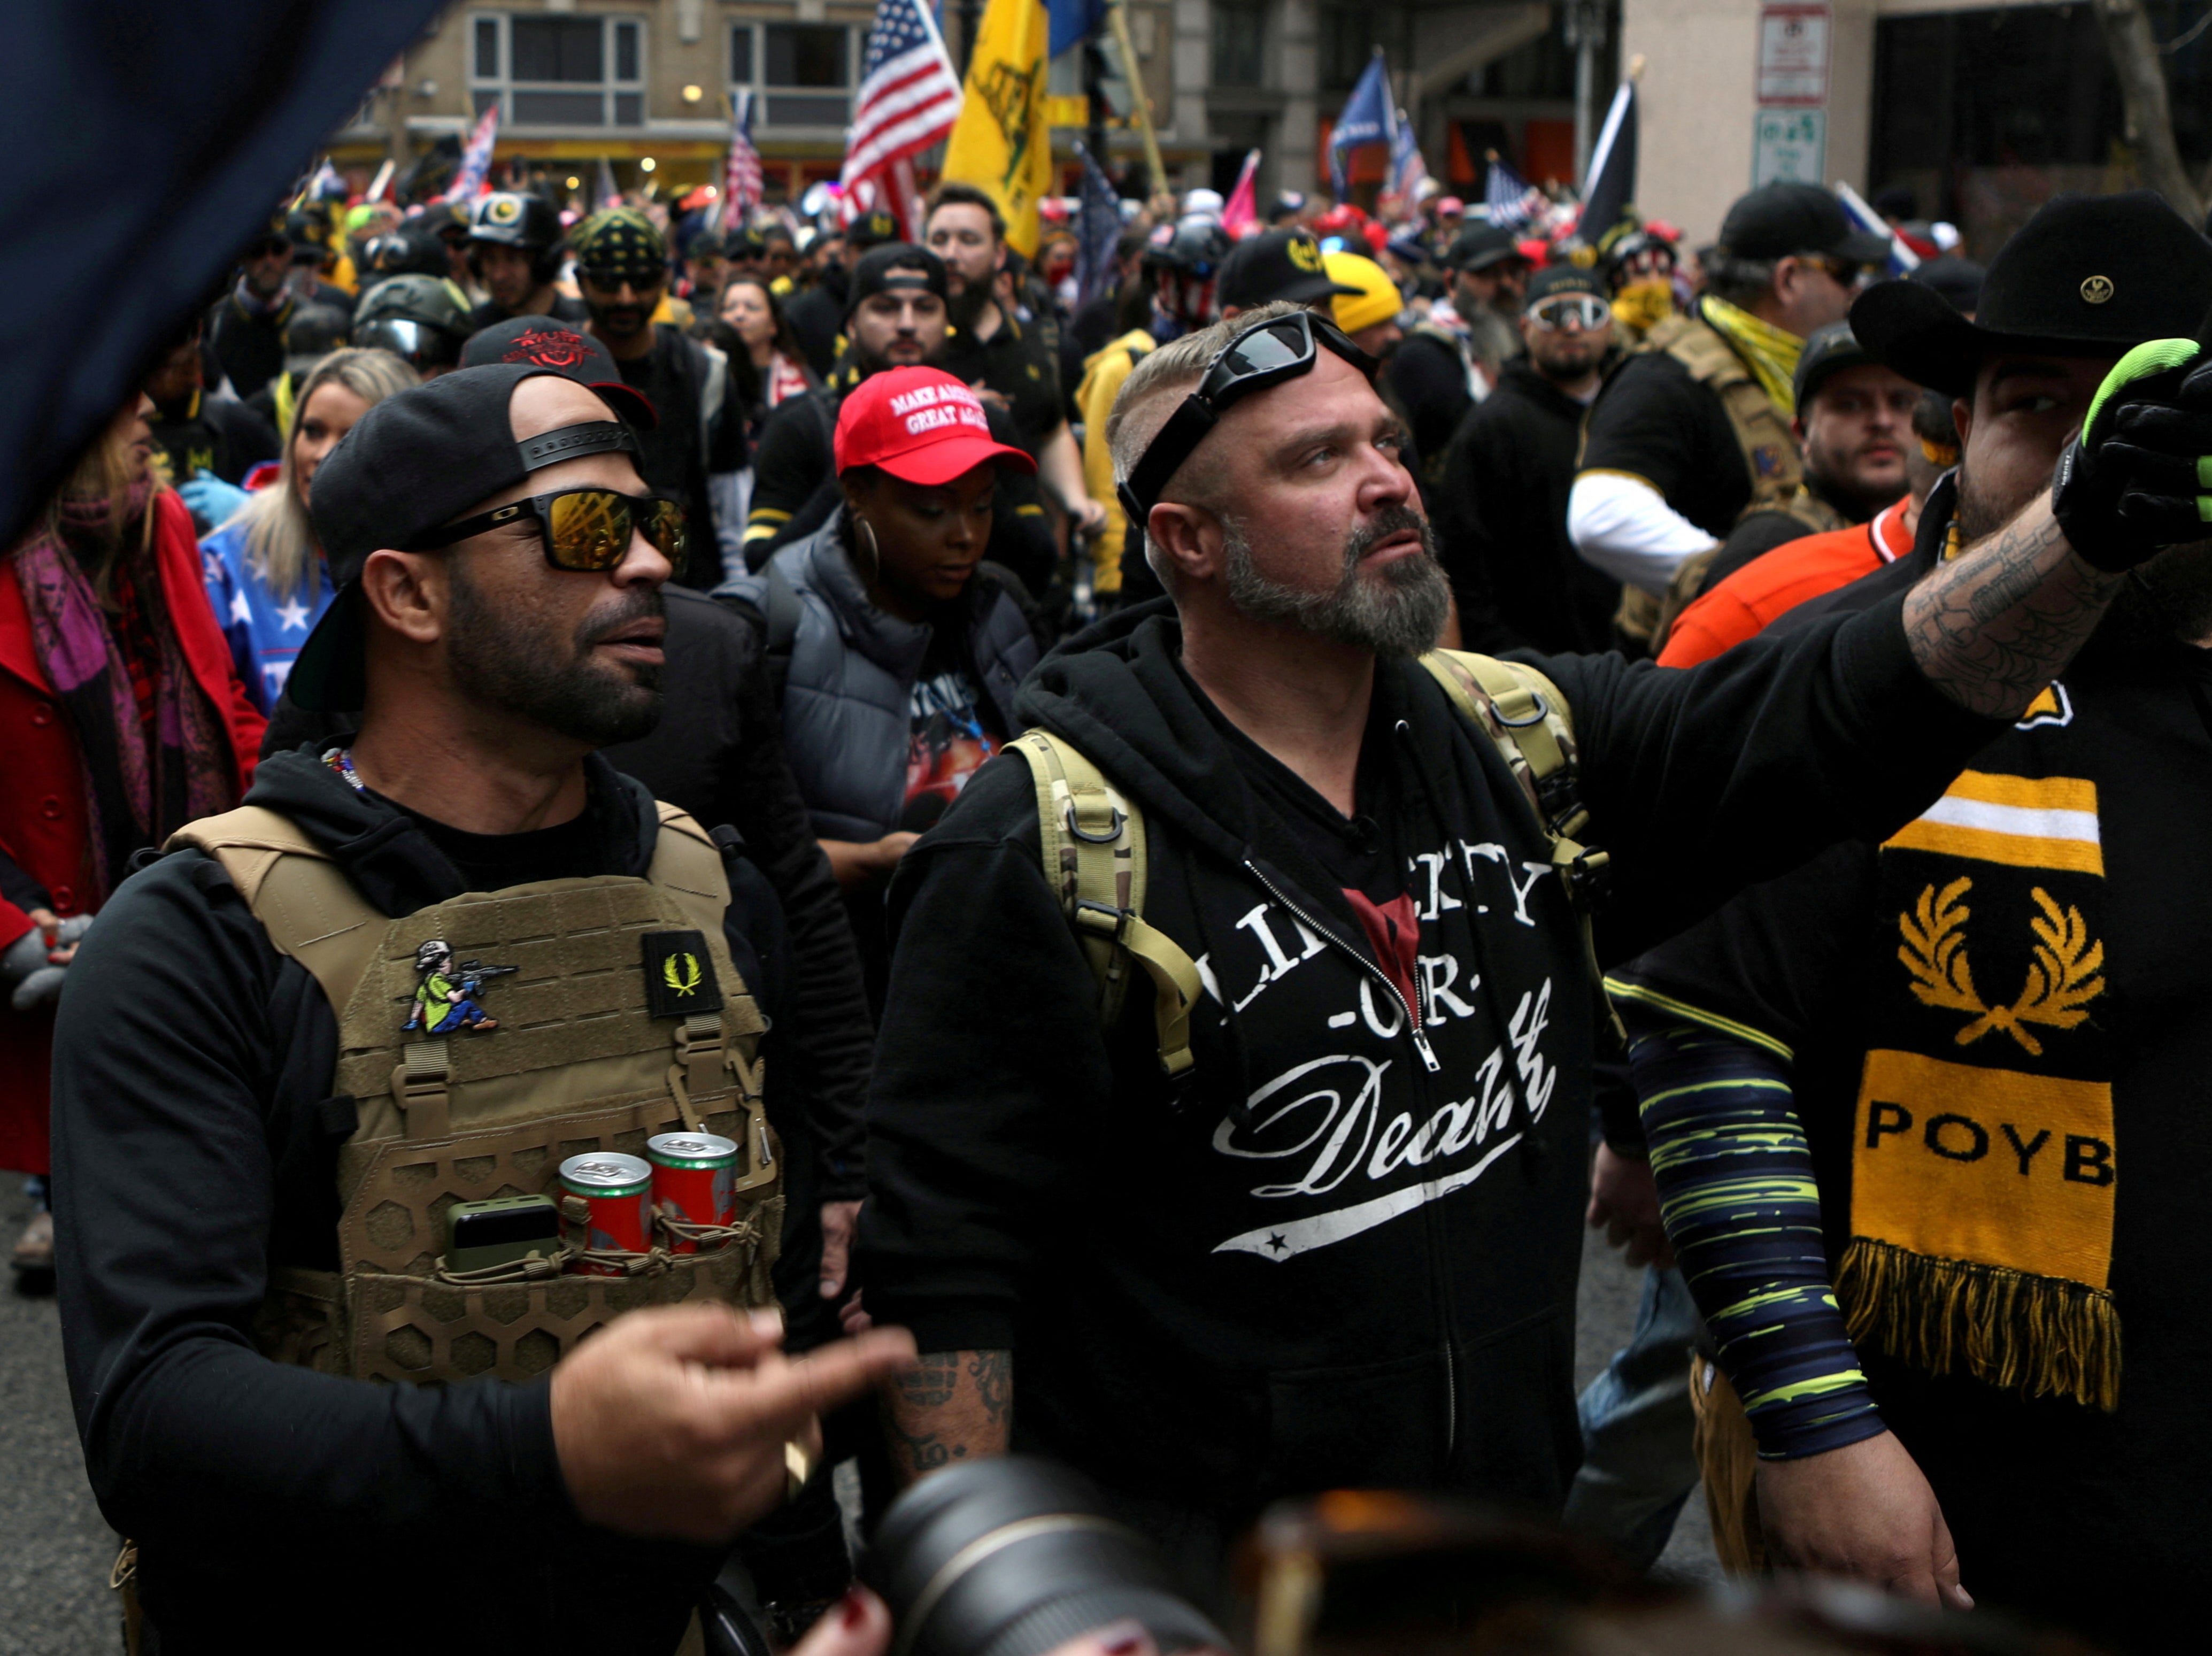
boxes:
[6,156,2212,1656]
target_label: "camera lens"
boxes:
[861,1458,1227,1656]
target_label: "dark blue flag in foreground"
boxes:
[1075,142,1121,308]
[0,1,444,543]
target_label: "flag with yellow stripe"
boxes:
[941,0,1053,258]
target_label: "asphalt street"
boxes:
[0,1183,1715,1656]
[0,1181,116,1656]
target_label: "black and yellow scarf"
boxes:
[1841,688,2119,1410]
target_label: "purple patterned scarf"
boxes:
[12,484,235,903]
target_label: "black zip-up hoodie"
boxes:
[51,749,791,1655]
[857,594,2006,1520]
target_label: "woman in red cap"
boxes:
[721,365,1047,1005]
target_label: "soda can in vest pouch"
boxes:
[560,1152,653,1272]
[648,1132,739,1252]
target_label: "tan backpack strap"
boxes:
[165,806,387,1021]
[1013,730,1200,1077]
[1419,652,1623,1043]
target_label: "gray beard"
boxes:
[1222,504,1452,658]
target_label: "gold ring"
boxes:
[784,1437,815,1503]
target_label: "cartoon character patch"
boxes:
[403,939,516,1036]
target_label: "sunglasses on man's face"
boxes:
[410,487,688,571]
[581,266,665,293]
[1529,294,1612,333]
[1804,254,1870,290]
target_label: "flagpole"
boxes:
[1107,0,1166,196]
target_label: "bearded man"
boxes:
[850,296,2212,1601]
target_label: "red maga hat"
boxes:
[834,367,1036,485]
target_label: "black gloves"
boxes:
[2051,339,2212,571]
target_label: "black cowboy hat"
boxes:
[1852,191,2212,397]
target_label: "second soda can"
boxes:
[646,1132,739,1252]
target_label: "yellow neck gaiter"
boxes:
[1700,295,1805,418]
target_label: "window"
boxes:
[730,21,854,128]
[1213,3,1264,88]
[470,12,646,128]
[1317,6,1368,92]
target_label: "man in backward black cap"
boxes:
[784,209,900,381]
[50,361,918,1655]
[1601,191,2212,1649]
[1569,181,1891,648]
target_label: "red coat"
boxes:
[0,490,265,1175]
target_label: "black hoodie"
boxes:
[51,749,792,1656]
[856,594,2005,1521]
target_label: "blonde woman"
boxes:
[201,348,418,713]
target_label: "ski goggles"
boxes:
[1118,309,1379,527]
[1528,294,1612,333]
[410,486,689,571]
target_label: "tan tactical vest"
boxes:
[164,800,782,1387]
[1608,311,1810,649]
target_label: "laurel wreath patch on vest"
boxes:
[643,929,725,1019]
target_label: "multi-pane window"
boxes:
[731,21,854,128]
[1212,2,1265,88]
[471,13,646,128]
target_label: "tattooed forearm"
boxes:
[882,1349,1013,1484]
[1903,491,2126,720]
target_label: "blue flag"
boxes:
[1328,52,1396,196]
[1048,0,1105,57]
[1486,152,1543,230]
[1075,142,1121,307]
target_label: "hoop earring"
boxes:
[850,513,881,582]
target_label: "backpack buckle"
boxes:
[1073,898,1132,941]
[1065,799,1127,844]
[1559,845,1612,912]
[1489,686,1551,729]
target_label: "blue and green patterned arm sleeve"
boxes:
[1628,1011,1887,1459]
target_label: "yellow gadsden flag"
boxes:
[941,0,1053,258]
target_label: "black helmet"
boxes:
[282,304,351,377]
[1141,217,1232,280]
[1604,227,1678,290]
[468,191,565,285]
[351,274,472,373]
[358,221,452,282]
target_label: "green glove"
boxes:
[2051,338,2211,569]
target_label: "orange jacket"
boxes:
[1658,496,1916,668]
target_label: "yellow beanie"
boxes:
[1325,252,1403,336]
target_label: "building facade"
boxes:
[338,1,2211,251]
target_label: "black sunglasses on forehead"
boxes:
[404,487,689,572]
[1117,309,1380,529]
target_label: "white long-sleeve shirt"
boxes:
[1567,471,1721,595]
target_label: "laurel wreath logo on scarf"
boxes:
[1898,877,2105,1057]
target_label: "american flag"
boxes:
[841,0,962,234]
[1385,110,1428,209]
[1484,151,1546,232]
[719,90,764,232]
[443,103,501,202]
